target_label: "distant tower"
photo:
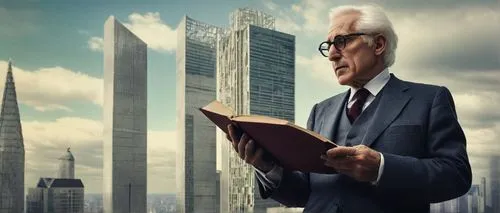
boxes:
[103,16,148,213]
[0,59,25,213]
[58,147,75,179]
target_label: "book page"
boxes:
[200,100,234,118]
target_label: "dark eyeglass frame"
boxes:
[318,32,367,57]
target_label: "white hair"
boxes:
[328,4,398,68]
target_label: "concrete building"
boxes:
[103,16,148,213]
[58,147,75,179]
[26,178,84,213]
[216,8,295,213]
[0,59,25,213]
[176,16,221,213]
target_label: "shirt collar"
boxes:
[349,68,391,101]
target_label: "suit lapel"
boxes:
[320,90,350,141]
[362,74,412,147]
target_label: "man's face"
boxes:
[327,12,377,87]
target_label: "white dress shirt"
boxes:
[255,68,391,189]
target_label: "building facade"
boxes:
[176,16,220,213]
[26,178,84,213]
[217,8,295,213]
[103,16,148,213]
[0,59,25,213]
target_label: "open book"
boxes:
[199,100,337,174]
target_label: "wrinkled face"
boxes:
[328,12,379,87]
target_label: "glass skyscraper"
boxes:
[217,8,295,213]
[0,59,24,213]
[176,16,221,213]
[103,16,148,213]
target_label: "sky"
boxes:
[0,0,499,195]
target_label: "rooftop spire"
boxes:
[7,58,12,73]
[0,58,24,212]
[0,58,23,147]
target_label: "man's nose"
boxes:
[328,46,341,62]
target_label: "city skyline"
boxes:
[0,0,499,198]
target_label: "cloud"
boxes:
[88,37,103,52]
[23,117,103,190]
[368,0,499,10]
[296,54,336,84]
[262,0,331,35]
[23,117,176,194]
[88,12,177,53]
[0,61,103,111]
[123,12,177,52]
[390,6,500,72]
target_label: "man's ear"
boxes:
[373,34,387,56]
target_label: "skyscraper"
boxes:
[58,147,75,179]
[217,8,295,213]
[0,59,25,213]
[176,16,220,213]
[103,16,148,213]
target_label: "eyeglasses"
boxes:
[318,32,367,57]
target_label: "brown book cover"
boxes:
[199,100,337,174]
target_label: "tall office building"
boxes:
[176,16,220,213]
[217,8,295,213]
[103,16,148,213]
[58,148,75,179]
[0,59,24,213]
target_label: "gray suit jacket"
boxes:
[256,74,472,213]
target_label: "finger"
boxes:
[244,139,256,162]
[238,133,250,158]
[326,146,357,158]
[324,159,356,170]
[322,154,357,170]
[329,155,359,165]
[227,124,236,142]
[324,159,354,172]
[226,134,238,151]
[254,147,265,162]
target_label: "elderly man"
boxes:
[227,4,472,213]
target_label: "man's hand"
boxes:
[321,145,381,182]
[227,124,275,173]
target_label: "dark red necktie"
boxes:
[347,88,370,123]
